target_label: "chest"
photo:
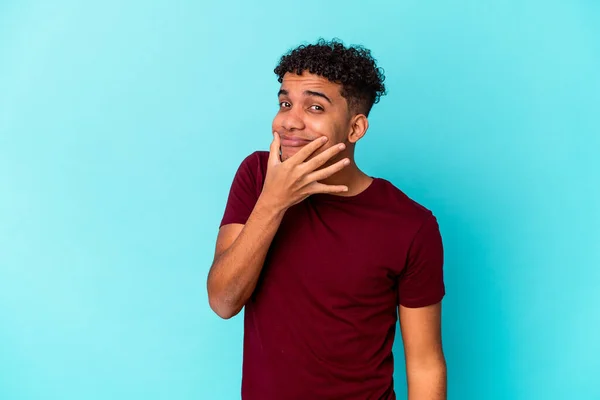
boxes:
[256,200,409,306]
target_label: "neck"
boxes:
[320,158,373,197]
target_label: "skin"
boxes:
[273,71,372,194]
[207,71,446,399]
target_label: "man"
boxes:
[207,39,446,400]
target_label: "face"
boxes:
[272,71,353,162]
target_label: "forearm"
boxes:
[407,360,447,400]
[207,195,285,318]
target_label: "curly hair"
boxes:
[274,38,387,117]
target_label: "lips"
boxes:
[279,135,313,147]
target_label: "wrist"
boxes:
[255,193,287,220]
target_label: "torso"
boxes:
[240,152,434,400]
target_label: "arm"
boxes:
[400,302,446,400]
[207,200,285,319]
[207,133,349,319]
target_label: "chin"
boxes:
[280,146,300,161]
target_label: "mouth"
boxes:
[279,135,313,148]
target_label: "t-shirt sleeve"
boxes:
[219,152,263,228]
[398,214,446,308]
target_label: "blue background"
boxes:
[1,1,599,399]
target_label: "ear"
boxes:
[347,114,369,144]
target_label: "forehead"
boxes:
[280,71,342,97]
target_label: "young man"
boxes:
[207,39,446,400]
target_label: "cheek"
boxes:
[306,118,341,144]
[305,117,326,133]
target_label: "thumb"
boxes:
[268,132,282,166]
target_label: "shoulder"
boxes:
[373,178,433,218]
[238,150,269,171]
[234,150,269,180]
[220,151,269,227]
[370,177,438,233]
[230,151,269,196]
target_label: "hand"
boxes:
[259,132,350,211]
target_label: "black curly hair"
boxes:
[274,38,386,117]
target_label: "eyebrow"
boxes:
[278,89,333,104]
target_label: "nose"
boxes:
[280,108,305,132]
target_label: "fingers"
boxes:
[307,182,349,194]
[268,132,281,166]
[288,136,328,164]
[303,142,346,172]
[305,158,350,183]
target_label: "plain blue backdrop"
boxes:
[1,1,599,399]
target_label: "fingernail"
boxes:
[321,137,328,142]
[343,159,350,165]
[338,143,345,150]
[343,187,349,192]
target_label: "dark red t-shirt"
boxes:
[220,151,445,400]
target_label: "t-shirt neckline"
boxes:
[310,177,381,203]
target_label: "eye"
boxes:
[279,101,291,108]
[310,105,324,111]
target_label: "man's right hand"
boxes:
[259,132,350,212]
[208,132,349,318]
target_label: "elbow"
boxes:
[208,292,242,320]
[211,303,239,320]
[206,266,244,319]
